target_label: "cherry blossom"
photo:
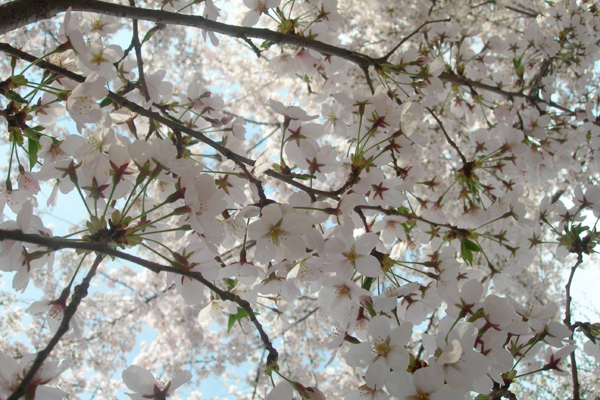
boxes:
[0,352,69,399]
[65,74,108,131]
[1,0,599,398]
[122,366,191,400]
[241,0,280,27]
[346,316,412,388]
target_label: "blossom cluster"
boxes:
[0,0,599,398]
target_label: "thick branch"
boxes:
[0,0,581,116]
[0,0,374,68]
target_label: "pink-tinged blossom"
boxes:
[0,352,69,400]
[331,233,381,278]
[266,381,293,400]
[241,0,280,26]
[122,365,191,400]
[167,242,221,304]
[198,299,237,324]
[66,74,108,132]
[59,8,88,55]
[302,387,326,400]
[78,36,123,80]
[385,367,463,400]
[423,320,491,393]
[584,339,600,360]
[372,215,407,245]
[81,12,121,36]
[293,143,340,182]
[540,345,577,376]
[269,99,318,126]
[318,277,368,319]
[248,203,312,264]
[34,92,66,127]
[0,202,52,291]
[345,384,389,400]
[181,174,226,242]
[345,316,412,388]
[26,293,82,338]
[444,279,484,319]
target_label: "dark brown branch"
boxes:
[0,43,345,202]
[362,66,375,95]
[0,0,375,68]
[426,107,468,164]
[128,0,151,103]
[505,5,538,18]
[563,253,583,400]
[0,0,581,117]
[438,72,572,114]
[377,18,451,63]
[0,229,279,367]
[8,254,103,400]
[241,35,262,58]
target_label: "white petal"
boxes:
[168,370,192,393]
[122,365,157,394]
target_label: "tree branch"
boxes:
[0,43,345,202]
[0,0,375,68]
[377,18,450,63]
[8,254,103,400]
[128,0,151,103]
[0,229,279,368]
[563,253,583,400]
[0,0,582,118]
[426,107,467,165]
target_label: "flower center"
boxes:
[371,337,389,356]
[268,225,284,245]
[335,285,351,299]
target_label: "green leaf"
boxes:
[9,129,23,146]
[142,28,159,44]
[23,127,41,140]
[362,277,373,291]
[227,313,237,333]
[3,90,27,103]
[461,240,474,265]
[99,97,113,108]
[27,138,40,169]
[475,395,492,400]
[10,75,28,86]
[227,307,252,333]
[260,40,276,50]
[166,114,184,124]
[293,173,317,180]
[462,238,481,252]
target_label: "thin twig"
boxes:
[0,229,279,368]
[241,35,262,58]
[8,254,103,400]
[505,5,538,18]
[377,18,450,63]
[563,253,583,400]
[426,107,467,164]
[129,0,151,102]
[0,43,342,202]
